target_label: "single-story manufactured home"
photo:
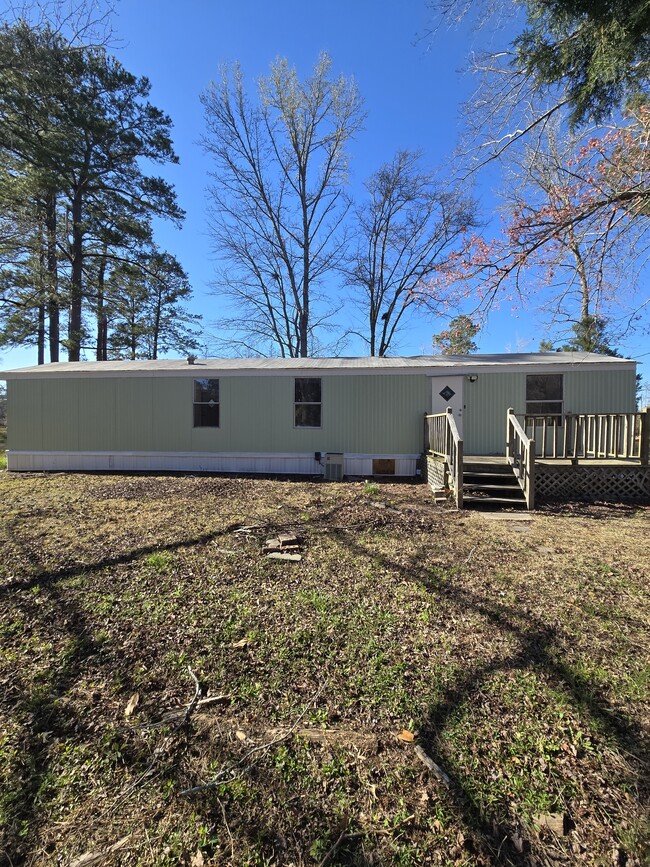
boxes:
[0,353,640,484]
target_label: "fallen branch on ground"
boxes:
[414,745,450,786]
[318,814,415,867]
[180,680,328,796]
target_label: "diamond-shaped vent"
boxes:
[439,385,455,402]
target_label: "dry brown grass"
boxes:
[0,471,648,866]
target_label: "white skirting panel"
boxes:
[6,450,420,476]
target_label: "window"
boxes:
[193,379,219,427]
[294,378,321,428]
[526,374,563,418]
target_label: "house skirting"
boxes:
[424,454,448,494]
[5,450,420,477]
[536,464,650,503]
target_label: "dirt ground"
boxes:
[0,471,648,866]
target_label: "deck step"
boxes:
[463,473,513,486]
[464,483,523,493]
[463,495,527,507]
[461,459,528,510]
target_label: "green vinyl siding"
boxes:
[7,373,430,454]
[464,368,637,455]
[7,367,636,457]
[464,373,525,455]
[564,369,636,413]
[7,379,44,450]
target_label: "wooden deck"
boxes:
[465,455,643,467]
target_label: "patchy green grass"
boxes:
[0,473,648,866]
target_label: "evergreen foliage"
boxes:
[0,20,197,364]
[516,0,650,125]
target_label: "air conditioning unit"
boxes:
[324,452,344,481]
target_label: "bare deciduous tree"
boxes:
[202,53,364,358]
[446,114,650,340]
[346,150,476,356]
[1,0,117,47]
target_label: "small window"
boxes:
[193,378,219,427]
[294,377,321,428]
[526,374,563,418]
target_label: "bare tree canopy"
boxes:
[346,150,476,356]
[429,0,650,345]
[444,109,650,339]
[202,53,364,358]
[1,0,117,47]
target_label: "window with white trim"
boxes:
[193,379,220,427]
[294,378,321,428]
[526,374,563,418]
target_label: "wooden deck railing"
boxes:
[507,408,536,510]
[523,410,649,463]
[424,408,463,508]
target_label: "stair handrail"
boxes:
[445,408,464,509]
[506,407,535,510]
[424,408,463,508]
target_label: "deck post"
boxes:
[456,436,464,510]
[526,436,536,510]
[640,407,650,466]
[423,412,429,454]
[506,407,514,463]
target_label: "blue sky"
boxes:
[1,0,647,382]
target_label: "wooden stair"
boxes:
[462,459,527,510]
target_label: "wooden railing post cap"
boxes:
[507,407,515,415]
[446,406,453,414]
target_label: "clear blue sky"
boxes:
[1,0,647,384]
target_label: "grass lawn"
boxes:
[0,471,648,866]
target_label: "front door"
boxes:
[431,376,465,438]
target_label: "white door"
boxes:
[431,376,465,438]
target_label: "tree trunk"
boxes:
[68,191,84,362]
[37,233,46,365]
[45,190,59,363]
[37,304,45,365]
[96,243,108,361]
[152,290,161,360]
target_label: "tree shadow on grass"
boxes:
[1,582,103,865]
[0,517,259,863]
[323,521,649,865]
[2,485,647,865]
[0,522,250,596]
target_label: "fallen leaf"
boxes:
[397,729,415,742]
[235,730,247,741]
[69,835,131,867]
[124,693,139,718]
[510,832,525,853]
[190,850,205,867]
[533,813,566,836]
[232,638,249,649]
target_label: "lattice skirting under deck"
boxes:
[424,454,448,493]
[536,465,650,503]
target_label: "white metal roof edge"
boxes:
[0,353,636,379]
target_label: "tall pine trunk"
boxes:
[68,191,84,361]
[96,243,108,361]
[45,190,59,362]
[37,232,46,364]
